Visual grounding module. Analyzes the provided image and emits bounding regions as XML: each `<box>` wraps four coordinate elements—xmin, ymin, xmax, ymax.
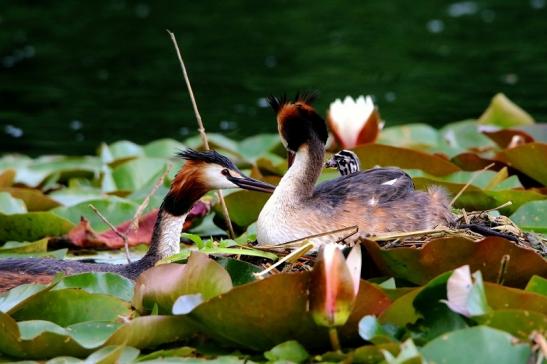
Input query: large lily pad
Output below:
<box><xmin>0</xmin><ymin>192</ymin><xmax>26</xmax><ymax>214</ymax></box>
<box><xmin>112</xmin><ymin>158</ymin><xmax>168</xmax><ymax>192</ymax></box>
<box><xmin>214</xmin><ymin>190</ymin><xmax>271</xmax><ymax>228</ymax></box>
<box><xmin>510</xmin><ymin>200</ymin><xmax>547</xmax><ymax>233</ymax></box>
<box><xmin>353</xmin><ymin>144</ymin><xmax>460</xmax><ymax>176</ymax></box>
<box><xmin>0</xmin><ymin>187</ymin><xmax>60</xmax><ymax>211</ymax></box>
<box><xmin>497</xmin><ymin>143</ymin><xmax>547</xmax><ymax>186</ymax></box>
<box><xmin>478</xmin><ymin>93</ymin><xmax>535</xmax><ymax>127</ymax></box>
<box><xmin>362</xmin><ymin>237</ymin><xmax>547</xmax><ymax>288</ymax></box>
<box><xmin>0</xmin><ymin>212</ymin><xmax>74</xmax><ymax>242</ymax></box>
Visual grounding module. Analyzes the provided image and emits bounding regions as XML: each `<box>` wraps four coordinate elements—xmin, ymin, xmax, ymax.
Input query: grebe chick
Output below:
<box><xmin>0</xmin><ymin>150</ymin><xmax>275</xmax><ymax>292</ymax></box>
<box><xmin>326</xmin><ymin>150</ymin><xmax>361</xmax><ymax>176</ymax></box>
<box><xmin>256</xmin><ymin>94</ymin><xmax>453</xmax><ymax>248</ymax></box>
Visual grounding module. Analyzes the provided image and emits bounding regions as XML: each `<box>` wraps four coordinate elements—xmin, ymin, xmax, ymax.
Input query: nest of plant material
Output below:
<box><xmin>369</xmin><ymin>210</ymin><xmax>547</xmax><ymax>257</ymax></box>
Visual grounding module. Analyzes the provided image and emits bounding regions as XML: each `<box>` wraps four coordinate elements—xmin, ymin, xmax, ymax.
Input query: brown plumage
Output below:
<box><xmin>256</xmin><ymin>95</ymin><xmax>454</xmax><ymax>248</ymax></box>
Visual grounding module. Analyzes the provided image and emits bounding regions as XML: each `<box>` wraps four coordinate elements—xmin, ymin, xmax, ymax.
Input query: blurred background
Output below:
<box><xmin>1</xmin><ymin>0</ymin><xmax>546</xmax><ymax>155</ymax></box>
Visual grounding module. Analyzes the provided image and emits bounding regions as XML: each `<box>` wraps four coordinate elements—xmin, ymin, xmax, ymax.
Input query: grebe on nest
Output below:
<box><xmin>256</xmin><ymin>94</ymin><xmax>454</xmax><ymax>248</ymax></box>
<box><xmin>0</xmin><ymin>150</ymin><xmax>275</xmax><ymax>291</ymax></box>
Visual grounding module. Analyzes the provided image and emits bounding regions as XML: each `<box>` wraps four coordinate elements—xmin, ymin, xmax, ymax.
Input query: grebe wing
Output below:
<box><xmin>314</xmin><ymin>168</ymin><xmax>414</xmax><ymax>204</ymax></box>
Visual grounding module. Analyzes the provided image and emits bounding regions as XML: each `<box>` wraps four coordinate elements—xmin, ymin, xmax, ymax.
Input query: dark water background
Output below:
<box><xmin>1</xmin><ymin>0</ymin><xmax>546</xmax><ymax>155</ymax></box>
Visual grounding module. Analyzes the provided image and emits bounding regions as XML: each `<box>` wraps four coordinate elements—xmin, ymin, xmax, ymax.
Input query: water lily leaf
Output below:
<box><xmin>497</xmin><ymin>143</ymin><xmax>547</xmax><ymax>186</ymax></box>
<box><xmin>0</xmin><ymin>238</ymin><xmax>48</xmax><ymax>254</ymax></box>
<box><xmin>358</xmin><ymin>315</ymin><xmax>398</xmax><ymax>344</ymax></box>
<box><xmin>106</xmin><ymin>140</ymin><xmax>143</xmax><ymax>164</ymax></box>
<box><xmin>53</xmin><ymin>273</ymin><xmax>134</xmax><ymax>302</ymax></box>
<box><xmin>421</xmin><ymin>326</ymin><xmax>531</xmax><ymax>364</ymax></box>
<box><xmin>0</xmin><ymin>187</ymin><xmax>60</xmax><ymax>211</ymax></box>
<box><xmin>83</xmin><ymin>345</ymin><xmax>139</xmax><ymax>364</ymax></box>
<box><xmin>484</xmin><ymin>282</ymin><xmax>547</xmax><ymax>314</ymax></box>
<box><xmin>0</xmin><ymin>192</ymin><xmax>27</xmax><ymax>214</ymax></box>
<box><xmin>52</xmin><ymin>197</ymin><xmax>138</xmax><ymax>232</ymax></box>
<box><xmin>481</xmin><ymin>127</ymin><xmax>535</xmax><ymax>148</ymax></box>
<box><xmin>440</xmin><ymin>120</ymin><xmax>496</xmax><ymax>153</ymax></box>
<box><xmin>133</xmin><ymin>253</ymin><xmax>232</xmax><ymax>314</ymax></box>
<box><xmin>20</xmin><ymin>156</ymin><xmax>102</xmax><ymax>187</ymax></box>
<box><xmin>214</xmin><ymin>190</ymin><xmax>270</xmax><ymax>228</ymax></box>
<box><xmin>0</xmin><ymin>212</ymin><xmax>74</xmax><ymax>242</ymax></box>
<box><xmin>49</xmin><ymin>186</ymin><xmax>106</xmax><ymax>207</ymax></box>
<box><xmin>0</xmin><ymin>169</ymin><xmax>15</xmax><ymax>187</ymax></box>
<box><xmin>216</xmin><ymin>258</ymin><xmax>261</xmax><ymax>286</ymax></box>
<box><xmin>0</xmin><ymin>283</ymin><xmax>54</xmax><ymax>314</ymax></box>
<box><xmin>0</xmin><ymin>314</ymin><xmax>121</xmax><ymax>359</ymax></box>
<box><xmin>478</xmin><ymin>93</ymin><xmax>534</xmax><ymax>127</ymax></box>
<box><xmin>351</xmin><ymin>343</ymin><xmax>400</xmax><ymax>364</ymax></box>
<box><xmin>143</xmin><ymin>138</ymin><xmax>185</xmax><ymax>158</ymax></box>
<box><xmin>172</xmin><ymin>293</ymin><xmax>204</xmax><ymax>315</ymax></box>
<box><xmin>136</xmin><ymin>346</ymin><xmax>195</xmax><ymax>362</ymax></box>
<box><xmin>0</xmin><ymin>248</ymin><xmax>67</xmax><ymax>260</ymax></box>
<box><xmin>264</xmin><ymin>340</ymin><xmax>309</xmax><ymax>363</ymax></box>
<box><xmin>353</xmin><ymin>144</ymin><xmax>460</xmax><ymax>176</ymax></box>
<box><xmin>184</xmin><ymin>134</ymin><xmax>240</xmax><ymax>155</ymax></box>
<box><xmin>525</xmin><ymin>275</ymin><xmax>547</xmax><ymax>296</ymax></box>
<box><xmin>362</xmin><ymin>237</ymin><xmax>547</xmax><ymax>288</ymax></box>
<box><xmin>377</xmin><ymin>124</ymin><xmax>440</xmax><ymax>152</ymax></box>
<box><xmin>11</xmin><ymin>289</ymin><xmax>131</xmax><ymax>326</ymax></box>
<box><xmin>200</xmin><ymin>246</ymin><xmax>278</xmax><ymax>261</ymax></box>
<box><xmin>379</xmin><ymin>289</ymin><xmax>421</xmax><ymax>327</ymax></box>
<box><xmin>187</xmin><ymin>273</ymin><xmax>390</xmax><ymax>351</ymax></box>
<box><xmin>510</xmin><ymin>200</ymin><xmax>547</xmax><ymax>233</ymax></box>
<box><xmin>112</xmin><ymin>158</ymin><xmax>167</xmax><ymax>192</ymax></box>
<box><xmin>237</xmin><ymin>134</ymin><xmax>282</xmax><ymax>163</ymax></box>
<box><xmin>479</xmin><ymin>309</ymin><xmax>547</xmax><ymax>339</ymax></box>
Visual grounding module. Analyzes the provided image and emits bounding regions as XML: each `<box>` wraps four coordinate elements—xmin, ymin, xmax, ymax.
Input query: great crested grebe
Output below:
<box><xmin>0</xmin><ymin>150</ymin><xmax>275</xmax><ymax>291</ymax></box>
<box><xmin>256</xmin><ymin>94</ymin><xmax>454</xmax><ymax>247</ymax></box>
<box><xmin>326</xmin><ymin>150</ymin><xmax>361</xmax><ymax>176</ymax></box>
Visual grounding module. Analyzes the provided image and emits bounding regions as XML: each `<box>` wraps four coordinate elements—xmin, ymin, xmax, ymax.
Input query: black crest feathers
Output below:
<box><xmin>177</xmin><ymin>149</ymin><xmax>239</xmax><ymax>171</ymax></box>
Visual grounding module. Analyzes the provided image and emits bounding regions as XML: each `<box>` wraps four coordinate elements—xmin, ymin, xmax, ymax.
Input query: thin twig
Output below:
<box><xmin>255</xmin><ymin>242</ymin><xmax>314</xmax><ymax>278</ymax></box>
<box><xmin>496</xmin><ymin>254</ymin><xmax>510</xmax><ymax>285</ymax></box>
<box><xmin>450</xmin><ymin>162</ymin><xmax>495</xmax><ymax>206</ymax></box>
<box><xmin>167</xmin><ymin>30</ymin><xmax>236</xmax><ymax>239</ymax></box>
<box><xmin>89</xmin><ymin>204</ymin><xmax>131</xmax><ymax>263</ymax></box>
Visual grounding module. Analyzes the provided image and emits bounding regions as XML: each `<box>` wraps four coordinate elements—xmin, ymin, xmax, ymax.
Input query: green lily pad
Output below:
<box><xmin>52</xmin><ymin>197</ymin><xmax>137</xmax><ymax>232</ymax></box>
<box><xmin>484</xmin><ymin>282</ymin><xmax>547</xmax><ymax>314</ymax></box>
<box><xmin>53</xmin><ymin>273</ymin><xmax>135</xmax><ymax>302</ymax></box>
<box><xmin>83</xmin><ymin>345</ymin><xmax>139</xmax><ymax>364</ymax></box>
<box><xmin>105</xmin><ymin>140</ymin><xmax>143</xmax><ymax>164</ymax></box>
<box><xmin>478</xmin><ymin>93</ymin><xmax>535</xmax><ymax>128</ymax></box>
<box><xmin>0</xmin><ymin>238</ymin><xmax>48</xmax><ymax>254</ymax></box>
<box><xmin>440</xmin><ymin>120</ymin><xmax>496</xmax><ymax>153</ymax></box>
<box><xmin>112</xmin><ymin>158</ymin><xmax>168</xmax><ymax>192</ymax></box>
<box><xmin>377</xmin><ymin>124</ymin><xmax>441</xmax><ymax>152</ymax></box>
<box><xmin>479</xmin><ymin>309</ymin><xmax>547</xmax><ymax>339</ymax></box>
<box><xmin>11</xmin><ymin>288</ymin><xmax>131</xmax><ymax>327</ymax></box>
<box><xmin>0</xmin><ymin>212</ymin><xmax>74</xmax><ymax>242</ymax></box>
<box><xmin>0</xmin><ymin>187</ymin><xmax>60</xmax><ymax>211</ymax></box>
<box><xmin>133</xmin><ymin>253</ymin><xmax>232</xmax><ymax>314</ymax></box>
<box><xmin>237</xmin><ymin>134</ymin><xmax>281</xmax><ymax>163</ymax></box>
<box><xmin>0</xmin><ymin>283</ymin><xmax>54</xmax><ymax>314</ymax></box>
<box><xmin>525</xmin><ymin>275</ymin><xmax>547</xmax><ymax>296</ymax></box>
<box><xmin>214</xmin><ymin>190</ymin><xmax>271</xmax><ymax>228</ymax></box>
<box><xmin>497</xmin><ymin>143</ymin><xmax>547</xmax><ymax>186</ymax></box>
<box><xmin>0</xmin><ymin>192</ymin><xmax>27</xmax><ymax>214</ymax></box>
<box><xmin>510</xmin><ymin>200</ymin><xmax>547</xmax><ymax>233</ymax></box>
<box><xmin>353</xmin><ymin>144</ymin><xmax>460</xmax><ymax>176</ymax></box>
<box><xmin>421</xmin><ymin>326</ymin><xmax>531</xmax><ymax>364</ymax></box>
<box><xmin>264</xmin><ymin>340</ymin><xmax>309</xmax><ymax>363</ymax></box>
<box><xmin>362</xmin><ymin>237</ymin><xmax>547</xmax><ymax>288</ymax></box>
<box><xmin>48</xmin><ymin>186</ymin><xmax>106</xmax><ymax>207</ymax></box>
<box><xmin>143</xmin><ymin>139</ymin><xmax>185</xmax><ymax>158</ymax></box>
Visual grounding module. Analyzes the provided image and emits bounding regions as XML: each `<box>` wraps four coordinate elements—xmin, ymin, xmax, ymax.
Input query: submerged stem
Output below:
<box><xmin>328</xmin><ymin>327</ymin><xmax>341</xmax><ymax>353</ymax></box>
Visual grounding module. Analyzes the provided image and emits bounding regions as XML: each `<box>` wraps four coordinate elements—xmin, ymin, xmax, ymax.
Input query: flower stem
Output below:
<box><xmin>329</xmin><ymin>327</ymin><xmax>341</xmax><ymax>352</ymax></box>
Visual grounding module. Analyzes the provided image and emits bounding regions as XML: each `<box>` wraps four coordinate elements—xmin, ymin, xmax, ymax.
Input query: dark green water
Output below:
<box><xmin>1</xmin><ymin>0</ymin><xmax>546</xmax><ymax>155</ymax></box>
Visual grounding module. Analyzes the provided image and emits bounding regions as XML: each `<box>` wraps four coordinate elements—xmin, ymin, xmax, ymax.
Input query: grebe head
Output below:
<box><xmin>267</xmin><ymin>92</ymin><xmax>328</xmax><ymax>166</ymax></box>
<box><xmin>325</xmin><ymin>150</ymin><xmax>361</xmax><ymax>176</ymax></box>
<box><xmin>176</xmin><ymin>149</ymin><xmax>276</xmax><ymax>192</ymax></box>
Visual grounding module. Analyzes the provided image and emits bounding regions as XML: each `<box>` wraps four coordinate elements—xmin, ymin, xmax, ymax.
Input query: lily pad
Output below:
<box><xmin>0</xmin><ymin>192</ymin><xmax>27</xmax><ymax>214</ymax></box>
<box><xmin>0</xmin><ymin>187</ymin><xmax>60</xmax><ymax>211</ymax></box>
<box><xmin>479</xmin><ymin>309</ymin><xmax>547</xmax><ymax>339</ymax></box>
<box><xmin>421</xmin><ymin>326</ymin><xmax>531</xmax><ymax>364</ymax></box>
<box><xmin>478</xmin><ymin>93</ymin><xmax>534</xmax><ymax>127</ymax></box>
<box><xmin>525</xmin><ymin>275</ymin><xmax>547</xmax><ymax>296</ymax></box>
<box><xmin>362</xmin><ymin>237</ymin><xmax>547</xmax><ymax>288</ymax></box>
<box><xmin>509</xmin><ymin>200</ymin><xmax>547</xmax><ymax>233</ymax></box>
<box><xmin>0</xmin><ymin>212</ymin><xmax>74</xmax><ymax>242</ymax></box>
<box><xmin>497</xmin><ymin>143</ymin><xmax>547</xmax><ymax>186</ymax></box>
<box><xmin>53</xmin><ymin>273</ymin><xmax>135</xmax><ymax>302</ymax></box>
<box><xmin>112</xmin><ymin>158</ymin><xmax>168</xmax><ymax>192</ymax></box>
<box><xmin>143</xmin><ymin>139</ymin><xmax>185</xmax><ymax>158</ymax></box>
<box><xmin>214</xmin><ymin>190</ymin><xmax>271</xmax><ymax>228</ymax></box>
<box><xmin>353</xmin><ymin>144</ymin><xmax>460</xmax><ymax>176</ymax></box>
<box><xmin>0</xmin><ymin>238</ymin><xmax>48</xmax><ymax>254</ymax></box>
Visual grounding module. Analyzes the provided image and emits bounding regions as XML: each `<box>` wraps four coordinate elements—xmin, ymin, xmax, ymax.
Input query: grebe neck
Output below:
<box><xmin>275</xmin><ymin>136</ymin><xmax>325</xmax><ymax>201</ymax></box>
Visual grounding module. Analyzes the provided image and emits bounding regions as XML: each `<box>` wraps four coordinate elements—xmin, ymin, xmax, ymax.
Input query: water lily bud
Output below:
<box><xmin>327</xmin><ymin>95</ymin><xmax>382</xmax><ymax>149</ymax></box>
<box><xmin>309</xmin><ymin>243</ymin><xmax>362</xmax><ymax>327</ymax></box>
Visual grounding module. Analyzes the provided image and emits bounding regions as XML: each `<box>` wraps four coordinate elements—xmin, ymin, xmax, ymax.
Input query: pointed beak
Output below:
<box><xmin>325</xmin><ymin>158</ymin><xmax>338</xmax><ymax>169</ymax></box>
<box><xmin>227</xmin><ymin>175</ymin><xmax>276</xmax><ymax>193</ymax></box>
<box><xmin>287</xmin><ymin>150</ymin><xmax>296</xmax><ymax>168</ymax></box>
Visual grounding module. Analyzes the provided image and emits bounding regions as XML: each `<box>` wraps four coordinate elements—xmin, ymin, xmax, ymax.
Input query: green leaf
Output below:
<box><xmin>421</xmin><ymin>326</ymin><xmax>531</xmax><ymax>364</ymax></box>
<box><xmin>498</xmin><ymin>143</ymin><xmax>547</xmax><ymax>186</ymax></box>
<box><xmin>143</xmin><ymin>138</ymin><xmax>185</xmax><ymax>158</ymax></box>
<box><xmin>237</xmin><ymin>134</ymin><xmax>281</xmax><ymax>163</ymax></box>
<box><xmin>358</xmin><ymin>315</ymin><xmax>398</xmax><ymax>344</ymax></box>
<box><xmin>0</xmin><ymin>187</ymin><xmax>60</xmax><ymax>211</ymax></box>
<box><xmin>353</xmin><ymin>144</ymin><xmax>460</xmax><ymax>176</ymax></box>
<box><xmin>525</xmin><ymin>275</ymin><xmax>547</xmax><ymax>296</ymax></box>
<box><xmin>83</xmin><ymin>345</ymin><xmax>139</xmax><ymax>364</ymax></box>
<box><xmin>112</xmin><ymin>158</ymin><xmax>167</xmax><ymax>192</ymax></box>
<box><xmin>199</xmin><ymin>246</ymin><xmax>278</xmax><ymax>261</ymax></box>
<box><xmin>105</xmin><ymin>140</ymin><xmax>143</xmax><ymax>163</ymax></box>
<box><xmin>0</xmin><ymin>192</ymin><xmax>27</xmax><ymax>214</ymax></box>
<box><xmin>510</xmin><ymin>200</ymin><xmax>547</xmax><ymax>233</ymax></box>
<box><xmin>0</xmin><ymin>238</ymin><xmax>48</xmax><ymax>254</ymax></box>
<box><xmin>479</xmin><ymin>309</ymin><xmax>547</xmax><ymax>339</ymax></box>
<box><xmin>49</xmin><ymin>186</ymin><xmax>105</xmax><ymax>207</ymax></box>
<box><xmin>0</xmin><ymin>283</ymin><xmax>54</xmax><ymax>314</ymax></box>
<box><xmin>383</xmin><ymin>339</ymin><xmax>424</xmax><ymax>364</ymax></box>
<box><xmin>264</xmin><ymin>340</ymin><xmax>309</xmax><ymax>363</ymax></box>
<box><xmin>0</xmin><ymin>169</ymin><xmax>15</xmax><ymax>187</ymax></box>
<box><xmin>0</xmin><ymin>212</ymin><xmax>74</xmax><ymax>242</ymax></box>
<box><xmin>440</xmin><ymin>119</ymin><xmax>496</xmax><ymax>152</ymax></box>
<box><xmin>214</xmin><ymin>190</ymin><xmax>270</xmax><ymax>228</ymax></box>
<box><xmin>54</xmin><ymin>273</ymin><xmax>135</xmax><ymax>302</ymax></box>
<box><xmin>478</xmin><ymin>93</ymin><xmax>534</xmax><ymax>127</ymax></box>
<box><xmin>0</xmin><ymin>248</ymin><xmax>67</xmax><ymax>260</ymax></box>
<box><xmin>216</xmin><ymin>257</ymin><xmax>261</xmax><ymax>286</ymax></box>
<box><xmin>11</xmin><ymin>289</ymin><xmax>131</xmax><ymax>326</ymax></box>
<box><xmin>133</xmin><ymin>253</ymin><xmax>232</xmax><ymax>314</ymax></box>
<box><xmin>377</xmin><ymin>124</ymin><xmax>441</xmax><ymax>152</ymax></box>
<box><xmin>52</xmin><ymin>197</ymin><xmax>137</xmax><ymax>232</ymax></box>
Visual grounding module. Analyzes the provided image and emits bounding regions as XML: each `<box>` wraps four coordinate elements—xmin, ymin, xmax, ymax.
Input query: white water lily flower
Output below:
<box><xmin>327</xmin><ymin>95</ymin><xmax>382</xmax><ymax>148</ymax></box>
<box><xmin>441</xmin><ymin>265</ymin><xmax>490</xmax><ymax>318</ymax></box>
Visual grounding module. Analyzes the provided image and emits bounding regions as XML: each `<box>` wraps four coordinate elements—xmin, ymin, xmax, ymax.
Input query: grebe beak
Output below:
<box><xmin>287</xmin><ymin>150</ymin><xmax>296</xmax><ymax>168</ymax></box>
<box><xmin>325</xmin><ymin>158</ymin><xmax>338</xmax><ymax>168</ymax></box>
<box><xmin>227</xmin><ymin>175</ymin><xmax>276</xmax><ymax>193</ymax></box>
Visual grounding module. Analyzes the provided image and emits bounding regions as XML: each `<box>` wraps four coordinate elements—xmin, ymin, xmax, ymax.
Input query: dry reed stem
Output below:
<box><xmin>88</xmin><ymin>204</ymin><xmax>131</xmax><ymax>263</ymax></box>
<box><xmin>167</xmin><ymin>30</ymin><xmax>236</xmax><ymax>239</ymax></box>
<box><xmin>450</xmin><ymin>162</ymin><xmax>495</xmax><ymax>206</ymax></box>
